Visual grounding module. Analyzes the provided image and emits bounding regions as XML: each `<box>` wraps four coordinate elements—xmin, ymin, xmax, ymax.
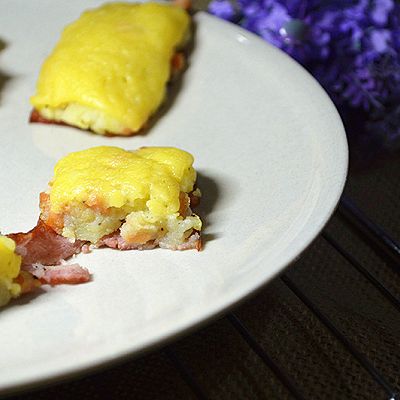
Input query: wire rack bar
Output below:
<box><xmin>227</xmin><ymin>312</ymin><xmax>306</xmax><ymax>400</ymax></box>
<box><xmin>340</xmin><ymin>196</ymin><xmax>400</xmax><ymax>262</ymax></box>
<box><xmin>281</xmin><ymin>274</ymin><xmax>398</xmax><ymax>400</ymax></box>
<box><xmin>322</xmin><ymin>232</ymin><xmax>400</xmax><ymax>312</ymax></box>
<box><xmin>165</xmin><ymin>346</ymin><xmax>208</xmax><ymax>400</ymax></box>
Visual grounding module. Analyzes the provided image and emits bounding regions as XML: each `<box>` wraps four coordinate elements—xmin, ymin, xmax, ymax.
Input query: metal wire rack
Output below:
<box><xmin>162</xmin><ymin>194</ymin><xmax>400</xmax><ymax>400</ymax></box>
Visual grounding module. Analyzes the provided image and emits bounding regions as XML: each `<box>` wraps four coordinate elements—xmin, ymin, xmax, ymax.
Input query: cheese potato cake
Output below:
<box><xmin>9</xmin><ymin>146</ymin><xmax>202</xmax><ymax>279</ymax></box>
<box><xmin>39</xmin><ymin>146</ymin><xmax>202</xmax><ymax>250</ymax></box>
<box><xmin>30</xmin><ymin>2</ymin><xmax>191</xmax><ymax>135</ymax></box>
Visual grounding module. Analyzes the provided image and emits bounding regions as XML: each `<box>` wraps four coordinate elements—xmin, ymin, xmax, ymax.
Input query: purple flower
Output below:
<box><xmin>370</xmin><ymin>30</ymin><xmax>391</xmax><ymax>53</ymax></box>
<box><xmin>208</xmin><ymin>0</ymin><xmax>400</xmax><ymax>150</ymax></box>
<box><xmin>370</xmin><ymin>0</ymin><xmax>394</xmax><ymax>26</ymax></box>
<box><xmin>208</xmin><ymin>0</ymin><xmax>236</xmax><ymax>21</ymax></box>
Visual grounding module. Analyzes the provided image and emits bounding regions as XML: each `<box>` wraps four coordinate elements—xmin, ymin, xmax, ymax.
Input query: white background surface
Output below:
<box><xmin>0</xmin><ymin>1</ymin><xmax>347</xmax><ymax>394</ymax></box>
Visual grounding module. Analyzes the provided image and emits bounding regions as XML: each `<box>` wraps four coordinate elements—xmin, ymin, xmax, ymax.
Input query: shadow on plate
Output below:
<box><xmin>139</xmin><ymin>18</ymin><xmax>198</xmax><ymax>137</ymax></box>
<box><xmin>0</xmin><ymin>287</ymin><xmax>46</xmax><ymax>314</ymax></box>
<box><xmin>196</xmin><ymin>171</ymin><xmax>222</xmax><ymax>248</ymax></box>
<box><xmin>0</xmin><ymin>39</ymin><xmax>12</xmax><ymax>105</ymax></box>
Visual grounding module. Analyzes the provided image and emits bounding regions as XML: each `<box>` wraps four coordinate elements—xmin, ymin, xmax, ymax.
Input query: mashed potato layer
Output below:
<box><xmin>41</xmin><ymin>146</ymin><xmax>202</xmax><ymax>246</ymax></box>
<box><xmin>0</xmin><ymin>235</ymin><xmax>21</xmax><ymax>307</ymax></box>
<box><xmin>30</xmin><ymin>2</ymin><xmax>190</xmax><ymax>135</ymax></box>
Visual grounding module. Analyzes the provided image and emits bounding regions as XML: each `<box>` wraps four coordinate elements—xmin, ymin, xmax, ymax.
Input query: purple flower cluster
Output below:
<box><xmin>208</xmin><ymin>0</ymin><xmax>400</xmax><ymax>151</ymax></box>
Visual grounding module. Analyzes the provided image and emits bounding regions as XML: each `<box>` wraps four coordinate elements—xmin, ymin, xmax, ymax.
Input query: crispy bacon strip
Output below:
<box><xmin>98</xmin><ymin>230</ymin><xmax>201</xmax><ymax>251</ymax></box>
<box><xmin>98</xmin><ymin>232</ymin><xmax>158</xmax><ymax>251</ymax></box>
<box><xmin>25</xmin><ymin>264</ymin><xmax>90</xmax><ymax>286</ymax></box>
<box><xmin>173</xmin><ymin>0</ymin><xmax>192</xmax><ymax>11</ymax></box>
<box><xmin>189</xmin><ymin>191</ymin><xmax>200</xmax><ymax>208</ymax></box>
<box><xmin>29</xmin><ymin>109</ymin><xmax>67</xmax><ymax>126</ymax></box>
<box><xmin>8</xmin><ymin>221</ymin><xmax>90</xmax><ymax>286</ymax></box>
<box><xmin>29</xmin><ymin>109</ymin><xmax>134</xmax><ymax>136</ymax></box>
<box><xmin>8</xmin><ymin>219</ymin><xmax>84</xmax><ymax>266</ymax></box>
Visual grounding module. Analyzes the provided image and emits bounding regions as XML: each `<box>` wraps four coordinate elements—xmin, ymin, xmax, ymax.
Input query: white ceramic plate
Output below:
<box><xmin>0</xmin><ymin>1</ymin><xmax>348</xmax><ymax>395</ymax></box>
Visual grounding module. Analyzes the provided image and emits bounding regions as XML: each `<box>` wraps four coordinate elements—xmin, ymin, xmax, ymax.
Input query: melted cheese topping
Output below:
<box><xmin>46</xmin><ymin>146</ymin><xmax>201</xmax><ymax>244</ymax></box>
<box><xmin>0</xmin><ymin>236</ymin><xmax>21</xmax><ymax>307</ymax></box>
<box><xmin>50</xmin><ymin>146</ymin><xmax>196</xmax><ymax>215</ymax></box>
<box><xmin>30</xmin><ymin>2</ymin><xmax>190</xmax><ymax>135</ymax></box>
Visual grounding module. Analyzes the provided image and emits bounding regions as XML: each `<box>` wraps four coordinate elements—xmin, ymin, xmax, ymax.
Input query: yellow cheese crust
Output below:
<box><xmin>42</xmin><ymin>146</ymin><xmax>202</xmax><ymax>245</ymax></box>
<box><xmin>49</xmin><ymin>146</ymin><xmax>196</xmax><ymax>214</ymax></box>
<box><xmin>30</xmin><ymin>2</ymin><xmax>190</xmax><ymax>135</ymax></box>
<box><xmin>0</xmin><ymin>236</ymin><xmax>21</xmax><ymax>307</ymax></box>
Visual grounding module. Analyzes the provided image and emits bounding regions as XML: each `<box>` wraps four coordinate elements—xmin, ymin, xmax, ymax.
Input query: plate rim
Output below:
<box><xmin>0</xmin><ymin>9</ymin><xmax>348</xmax><ymax>395</ymax></box>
